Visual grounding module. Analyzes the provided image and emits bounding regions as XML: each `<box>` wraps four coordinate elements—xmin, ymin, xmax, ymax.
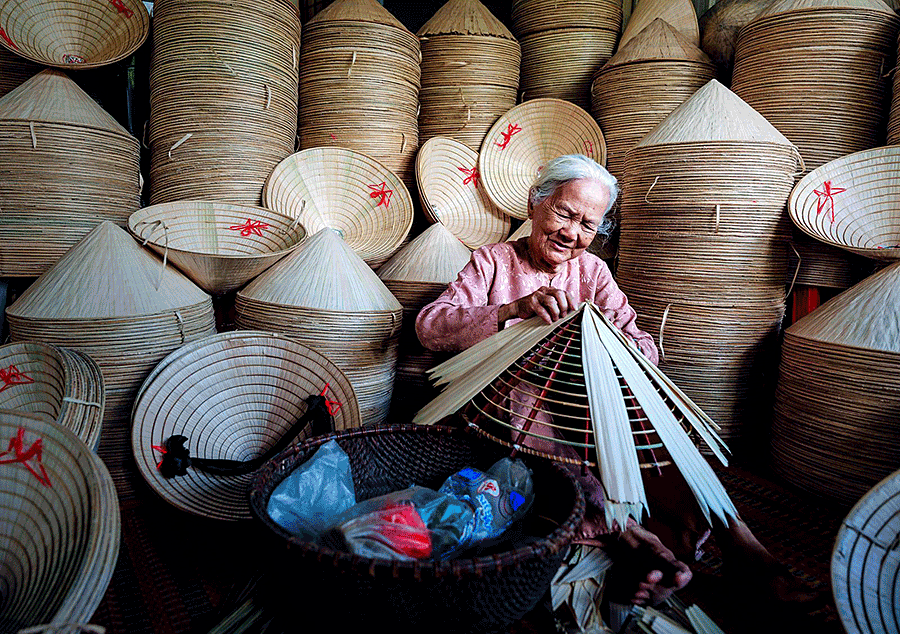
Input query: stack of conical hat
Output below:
<box><xmin>511</xmin><ymin>0</ymin><xmax>622</xmax><ymax>109</ymax></box>
<box><xmin>0</xmin><ymin>69</ymin><xmax>141</xmax><ymax>277</ymax></box>
<box><xmin>731</xmin><ymin>0</ymin><xmax>900</xmax><ymax>288</ymax></box>
<box><xmin>620</xmin><ymin>0</ymin><xmax>700</xmax><ymax>50</ymax></box>
<box><xmin>299</xmin><ymin>0</ymin><xmax>420</xmax><ymax>188</ymax></box>
<box><xmin>148</xmin><ymin>0</ymin><xmax>300</xmax><ymax>206</ymax></box>
<box><xmin>235</xmin><ymin>228</ymin><xmax>403</xmax><ymax>426</ymax></box>
<box><xmin>5</xmin><ymin>221</ymin><xmax>216</xmax><ymax>498</ymax></box>
<box><xmin>0</xmin><ymin>45</ymin><xmax>41</xmax><ymax>97</ymax></box>
<box><xmin>417</xmin><ymin>0</ymin><xmax>520</xmax><ymax>151</ymax></box>
<box><xmin>591</xmin><ymin>18</ymin><xmax>715</xmax><ymax>182</ymax></box>
<box><xmin>772</xmin><ymin>261</ymin><xmax>900</xmax><ymax>504</ymax></box>
<box><xmin>697</xmin><ymin>0</ymin><xmax>774</xmax><ymax>83</ymax></box>
<box><xmin>0</xmin><ymin>0</ymin><xmax>148</xmax><ymax>68</ymax></box>
<box><xmin>615</xmin><ymin>79</ymin><xmax>801</xmax><ymax>446</ymax></box>
<box><xmin>890</xmin><ymin>29</ymin><xmax>900</xmax><ymax>144</ymax></box>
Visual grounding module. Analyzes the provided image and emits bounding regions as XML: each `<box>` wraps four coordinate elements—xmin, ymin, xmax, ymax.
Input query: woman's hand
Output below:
<box><xmin>498</xmin><ymin>286</ymin><xmax>577</xmax><ymax>325</ymax></box>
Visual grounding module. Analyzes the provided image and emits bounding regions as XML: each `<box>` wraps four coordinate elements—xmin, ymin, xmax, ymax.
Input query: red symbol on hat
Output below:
<box><xmin>0</xmin><ymin>427</ymin><xmax>51</xmax><ymax>487</ymax></box>
<box><xmin>814</xmin><ymin>181</ymin><xmax>845</xmax><ymax>223</ymax></box>
<box><xmin>458</xmin><ymin>166</ymin><xmax>480</xmax><ymax>188</ymax></box>
<box><xmin>151</xmin><ymin>443</ymin><xmax>167</xmax><ymax>470</ymax></box>
<box><xmin>583</xmin><ymin>140</ymin><xmax>594</xmax><ymax>155</ymax></box>
<box><xmin>495</xmin><ymin>123</ymin><xmax>521</xmax><ymax>150</ymax></box>
<box><xmin>0</xmin><ymin>27</ymin><xmax>17</xmax><ymax>50</ymax></box>
<box><xmin>229</xmin><ymin>219</ymin><xmax>269</xmax><ymax>237</ymax></box>
<box><xmin>0</xmin><ymin>365</ymin><xmax>34</xmax><ymax>393</ymax></box>
<box><xmin>330</xmin><ymin>133</ymin><xmax>338</xmax><ymax>141</ymax></box>
<box><xmin>368</xmin><ymin>182</ymin><xmax>393</xmax><ymax>208</ymax></box>
<box><xmin>320</xmin><ymin>383</ymin><xmax>342</xmax><ymax>417</ymax></box>
<box><xmin>109</xmin><ymin>0</ymin><xmax>134</xmax><ymax>18</ymax></box>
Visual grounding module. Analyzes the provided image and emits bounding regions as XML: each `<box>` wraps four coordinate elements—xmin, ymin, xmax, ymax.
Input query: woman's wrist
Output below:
<box><xmin>497</xmin><ymin>301</ymin><xmax>517</xmax><ymax>325</ymax></box>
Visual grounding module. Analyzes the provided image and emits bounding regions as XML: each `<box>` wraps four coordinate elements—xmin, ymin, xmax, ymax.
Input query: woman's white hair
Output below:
<box><xmin>528</xmin><ymin>154</ymin><xmax>619</xmax><ymax>239</ymax></box>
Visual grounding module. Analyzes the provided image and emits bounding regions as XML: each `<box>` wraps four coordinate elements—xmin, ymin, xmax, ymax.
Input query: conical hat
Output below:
<box><xmin>6</xmin><ymin>221</ymin><xmax>210</xmax><ymax>320</ymax></box>
<box><xmin>604</xmin><ymin>18</ymin><xmax>712</xmax><ymax>68</ymax></box>
<box><xmin>239</xmin><ymin>228</ymin><xmax>402</xmax><ymax>312</ymax></box>
<box><xmin>0</xmin><ymin>69</ymin><xmax>131</xmax><ymax>137</ymax></box>
<box><xmin>307</xmin><ymin>0</ymin><xmax>410</xmax><ymax>31</ymax></box>
<box><xmin>786</xmin><ymin>261</ymin><xmax>900</xmax><ymax>354</ymax></box>
<box><xmin>377</xmin><ymin>223</ymin><xmax>471</xmax><ymax>284</ymax></box>
<box><xmin>620</xmin><ymin>0</ymin><xmax>700</xmax><ymax>50</ymax></box>
<box><xmin>417</xmin><ymin>0</ymin><xmax>516</xmax><ymax>39</ymax></box>
<box><xmin>758</xmin><ymin>0</ymin><xmax>895</xmax><ymax>17</ymax></box>
<box><xmin>634</xmin><ymin>78</ymin><xmax>794</xmax><ymax>148</ymax></box>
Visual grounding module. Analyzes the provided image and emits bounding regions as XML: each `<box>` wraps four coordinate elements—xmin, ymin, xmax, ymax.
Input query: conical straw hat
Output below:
<box><xmin>605</xmin><ymin>18</ymin><xmax>712</xmax><ymax>68</ymax></box>
<box><xmin>758</xmin><ymin>0</ymin><xmax>895</xmax><ymax>17</ymax></box>
<box><xmin>634</xmin><ymin>78</ymin><xmax>796</xmax><ymax>149</ymax></box>
<box><xmin>377</xmin><ymin>223</ymin><xmax>471</xmax><ymax>284</ymax></box>
<box><xmin>263</xmin><ymin>147</ymin><xmax>413</xmax><ymax>266</ymax></box>
<box><xmin>307</xmin><ymin>0</ymin><xmax>410</xmax><ymax>31</ymax></box>
<box><xmin>620</xmin><ymin>0</ymin><xmax>700</xmax><ymax>50</ymax></box>
<box><xmin>697</xmin><ymin>0</ymin><xmax>773</xmax><ymax>77</ymax></box>
<box><xmin>786</xmin><ymin>261</ymin><xmax>900</xmax><ymax>354</ymax></box>
<box><xmin>239</xmin><ymin>228</ymin><xmax>402</xmax><ymax>312</ymax></box>
<box><xmin>788</xmin><ymin>146</ymin><xmax>900</xmax><ymax>262</ymax></box>
<box><xmin>478</xmin><ymin>98</ymin><xmax>607</xmax><ymax>219</ymax></box>
<box><xmin>0</xmin><ymin>0</ymin><xmax>149</xmax><ymax>69</ymax></box>
<box><xmin>0</xmin><ymin>44</ymin><xmax>40</xmax><ymax>97</ymax></box>
<box><xmin>0</xmin><ymin>69</ymin><xmax>132</xmax><ymax>138</ymax></box>
<box><xmin>6</xmin><ymin>221</ymin><xmax>211</xmax><ymax>320</ymax></box>
<box><xmin>417</xmin><ymin>0</ymin><xmax>515</xmax><ymax>39</ymax></box>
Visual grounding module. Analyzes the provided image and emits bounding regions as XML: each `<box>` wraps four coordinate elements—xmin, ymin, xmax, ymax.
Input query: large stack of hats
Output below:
<box><xmin>619</xmin><ymin>0</ymin><xmax>700</xmax><ymax>50</ymax></box>
<box><xmin>0</xmin><ymin>45</ymin><xmax>40</xmax><ymax>97</ymax></box>
<box><xmin>697</xmin><ymin>0</ymin><xmax>773</xmax><ymax>84</ymax></box>
<box><xmin>417</xmin><ymin>0</ymin><xmax>520</xmax><ymax>151</ymax></box>
<box><xmin>510</xmin><ymin>0</ymin><xmax>622</xmax><ymax>109</ymax></box>
<box><xmin>235</xmin><ymin>228</ymin><xmax>403</xmax><ymax>426</ymax></box>
<box><xmin>148</xmin><ymin>0</ymin><xmax>300</xmax><ymax>206</ymax></box>
<box><xmin>0</xmin><ymin>70</ymin><xmax>141</xmax><ymax>277</ymax></box>
<box><xmin>5</xmin><ymin>222</ymin><xmax>216</xmax><ymax>498</ymax></box>
<box><xmin>299</xmin><ymin>0</ymin><xmax>420</xmax><ymax>187</ymax></box>
<box><xmin>772</xmin><ymin>261</ymin><xmax>900</xmax><ymax>505</ymax></box>
<box><xmin>731</xmin><ymin>0</ymin><xmax>900</xmax><ymax>289</ymax></box>
<box><xmin>590</xmin><ymin>18</ymin><xmax>715</xmax><ymax>182</ymax></box>
<box><xmin>615</xmin><ymin>79</ymin><xmax>801</xmax><ymax>446</ymax></box>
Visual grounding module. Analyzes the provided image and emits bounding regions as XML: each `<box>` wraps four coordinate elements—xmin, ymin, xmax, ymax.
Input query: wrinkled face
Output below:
<box><xmin>527</xmin><ymin>178</ymin><xmax>608</xmax><ymax>272</ymax></box>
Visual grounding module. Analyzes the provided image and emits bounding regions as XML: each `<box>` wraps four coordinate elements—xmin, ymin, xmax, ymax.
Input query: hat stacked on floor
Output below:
<box><xmin>235</xmin><ymin>228</ymin><xmax>403</xmax><ymax>426</ymax></box>
<box><xmin>772</xmin><ymin>261</ymin><xmax>900</xmax><ymax>504</ymax></box>
<box><xmin>5</xmin><ymin>221</ymin><xmax>216</xmax><ymax>498</ymax></box>
<box><xmin>148</xmin><ymin>0</ymin><xmax>300</xmax><ymax>206</ymax></box>
<box><xmin>591</xmin><ymin>18</ymin><xmax>715</xmax><ymax>182</ymax></box>
<box><xmin>0</xmin><ymin>69</ymin><xmax>141</xmax><ymax>277</ymax></box>
<box><xmin>417</xmin><ymin>0</ymin><xmax>520</xmax><ymax>151</ymax></box>
<box><xmin>299</xmin><ymin>0</ymin><xmax>420</xmax><ymax>187</ymax></box>
<box><xmin>731</xmin><ymin>0</ymin><xmax>900</xmax><ymax>289</ymax></box>
<box><xmin>0</xmin><ymin>45</ymin><xmax>41</xmax><ymax>97</ymax></box>
<box><xmin>511</xmin><ymin>0</ymin><xmax>622</xmax><ymax>109</ymax></box>
<box><xmin>697</xmin><ymin>0</ymin><xmax>773</xmax><ymax>84</ymax></box>
<box><xmin>615</xmin><ymin>79</ymin><xmax>801</xmax><ymax>447</ymax></box>
<box><xmin>377</xmin><ymin>223</ymin><xmax>471</xmax><ymax>417</ymax></box>
<box><xmin>0</xmin><ymin>342</ymin><xmax>105</xmax><ymax>451</ymax></box>
<box><xmin>619</xmin><ymin>0</ymin><xmax>700</xmax><ymax>49</ymax></box>
<box><xmin>0</xmin><ymin>0</ymin><xmax>149</xmax><ymax>68</ymax></box>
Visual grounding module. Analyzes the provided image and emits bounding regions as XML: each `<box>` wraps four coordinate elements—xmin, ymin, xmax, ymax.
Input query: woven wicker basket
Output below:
<box><xmin>249</xmin><ymin>423</ymin><xmax>584</xmax><ymax>633</ymax></box>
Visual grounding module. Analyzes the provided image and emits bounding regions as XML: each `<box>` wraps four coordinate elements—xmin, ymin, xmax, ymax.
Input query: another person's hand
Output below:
<box><xmin>498</xmin><ymin>286</ymin><xmax>577</xmax><ymax>325</ymax></box>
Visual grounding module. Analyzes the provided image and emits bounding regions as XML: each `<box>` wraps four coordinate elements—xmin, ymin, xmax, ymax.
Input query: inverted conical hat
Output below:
<box><xmin>6</xmin><ymin>221</ymin><xmax>210</xmax><ymax>320</ymax></box>
<box><xmin>758</xmin><ymin>0</ymin><xmax>895</xmax><ymax>16</ymax></box>
<box><xmin>620</xmin><ymin>0</ymin><xmax>700</xmax><ymax>50</ymax></box>
<box><xmin>239</xmin><ymin>228</ymin><xmax>401</xmax><ymax>312</ymax></box>
<box><xmin>605</xmin><ymin>18</ymin><xmax>712</xmax><ymax>68</ymax></box>
<box><xmin>634</xmin><ymin>78</ymin><xmax>794</xmax><ymax>148</ymax></box>
<box><xmin>308</xmin><ymin>0</ymin><xmax>410</xmax><ymax>30</ymax></box>
<box><xmin>377</xmin><ymin>223</ymin><xmax>471</xmax><ymax>284</ymax></box>
<box><xmin>417</xmin><ymin>0</ymin><xmax>516</xmax><ymax>39</ymax></box>
<box><xmin>0</xmin><ymin>69</ymin><xmax>131</xmax><ymax>138</ymax></box>
<box><xmin>786</xmin><ymin>261</ymin><xmax>900</xmax><ymax>353</ymax></box>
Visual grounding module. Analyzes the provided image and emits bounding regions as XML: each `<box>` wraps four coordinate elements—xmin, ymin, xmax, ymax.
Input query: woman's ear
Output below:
<box><xmin>527</xmin><ymin>190</ymin><xmax>535</xmax><ymax>219</ymax></box>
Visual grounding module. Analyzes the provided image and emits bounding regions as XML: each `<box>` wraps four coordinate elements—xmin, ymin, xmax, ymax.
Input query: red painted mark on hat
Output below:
<box><xmin>0</xmin><ymin>365</ymin><xmax>34</xmax><ymax>393</ymax></box>
<box><xmin>152</xmin><ymin>444</ymin><xmax>167</xmax><ymax>470</ymax></box>
<box><xmin>495</xmin><ymin>123</ymin><xmax>521</xmax><ymax>150</ymax></box>
<box><xmin>583</xmin><ymin>140</ymin><xmax>594</xmax><ymax>155</ymax></box>
<box><xmin>814</xmin><ymin>181</ymin><xmax>845</xmax><ymax>223</ymax></box>
<box><xmin>330</xmin><ymin>133</ymin><xmax>338</xmax><ymax>141</ymax></box>
<box><xmin>319</xmin><ymin>383</ymin><xmax>342</xmax><ymax>417</ymax></box>
<box><xmin>109</xmin><ymin>0</ymin><xmax>134</xmax><ymax>18</ymax></box>
<box><xmin>0</xmin><ymin>27</ymin><xmax>17</xmax><ymax>50</ymax></box>
<box><xmin>0</xmin><ymin>428</ymin><xmax>51</xmax><ymax>487</ymax></box>
<box><xmin>229</xmin><ymin>219</ymin><xmax>269</xmax><ymax>237</ymax></box>
<box><xmin>368</xmin><ymin>182</ymin><xmax>393</xmax><ymax>208</ymax></box>
<box><xmin>458</xmin><ymin>166</ymin><xmax>480</xmax><ymax>188</ymax></box>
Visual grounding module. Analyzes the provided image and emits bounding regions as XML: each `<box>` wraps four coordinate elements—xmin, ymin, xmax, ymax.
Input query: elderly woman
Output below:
<box><xmin>416</xmin><ymin>155</ymin><xmax>819</xmax><ymax>611</ymax></box>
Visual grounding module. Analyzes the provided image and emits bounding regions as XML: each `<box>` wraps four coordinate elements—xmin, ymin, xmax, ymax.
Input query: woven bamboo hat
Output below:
<box><xmin>788</xmin><ymin>146</ymin><xmax>900</xmax><ymax>262</ymax></box>
<box><xmin>416</xmin><ymin>136</ymin><xmax>510</xmax><ymax>248</ymax></box>
<box><xmin>0</xmin><ymin>43</ymin><xmax>40</xmax><ymax>97</ymax></box>
<box><xmin>478</xmin><ymin>99</ymin><xmax>607</xmax><ymax>219</ymax></box>
<box><xmin>0</xmin><ymin>342</ymin><xmax>104</xmax><ymax>451</ymax></box>
<box><xmin>263</xmin><ymin>147</ymin><xmax>413</xmax><ymax>267</ymax></box>
<box><xmin>131</xmin><ymin>331</ymin><xmax>360</xmax><ymax>520</ymax></box>
<box><xmin>832</xmin><ymin>467</ymin><xmax>900</xmax><ymax>634</ymax></box>
<box><xmin>697</xmin><ymin>0</ymin><xmax>773</xmax><ymax>81</ymax></box>
<box><xmin>890</xmin><ymin>29</ymin><xmax>900</xmax><ymax>145</ymax></box>
<box><xmin>0</xmin><ymin>0</ymin><xmax>149</xmax><ymax>68</ymax></box>
<box><xmin>128</xmin><ymin>201</ymin><xmax>308</xmax><ymax>295</ymax></box>
<box><xmin>418</xmin><ymin>0</ymin><xmax>514</xmax><ymax>39</ymax></box>
<box><xmin>511</xmin><ymin>0</ymin><xmax>622</xmax><ymax>36</ymax></box>
<box><xmin>619</xmin><ymin>0</ymin><xmax>700</xmax><ymax>50</ymax></box>
<box><xmin>0</xmin><ymin>408</ymin><xmax>119</xmax><ymax>631</ymax></box>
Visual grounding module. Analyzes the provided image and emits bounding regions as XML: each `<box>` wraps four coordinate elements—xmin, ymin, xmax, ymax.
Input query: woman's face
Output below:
<box><xmin>527</xmin><ymin>178</ymin><xmax>608</xmax><ymax>272</ymax></box>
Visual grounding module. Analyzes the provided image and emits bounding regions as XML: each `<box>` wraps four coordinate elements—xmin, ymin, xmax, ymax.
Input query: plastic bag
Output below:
<box><xmin>266</xmin><ymin>439</ymin><xmax>356</xmax><ymax>541</ymax></box>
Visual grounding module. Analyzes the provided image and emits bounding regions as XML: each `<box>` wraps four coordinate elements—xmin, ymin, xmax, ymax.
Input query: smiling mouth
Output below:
<box><xmin>548</xmin><ymin>238</ymin><xmax>573</xmax><ymax>251</ymax></box>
